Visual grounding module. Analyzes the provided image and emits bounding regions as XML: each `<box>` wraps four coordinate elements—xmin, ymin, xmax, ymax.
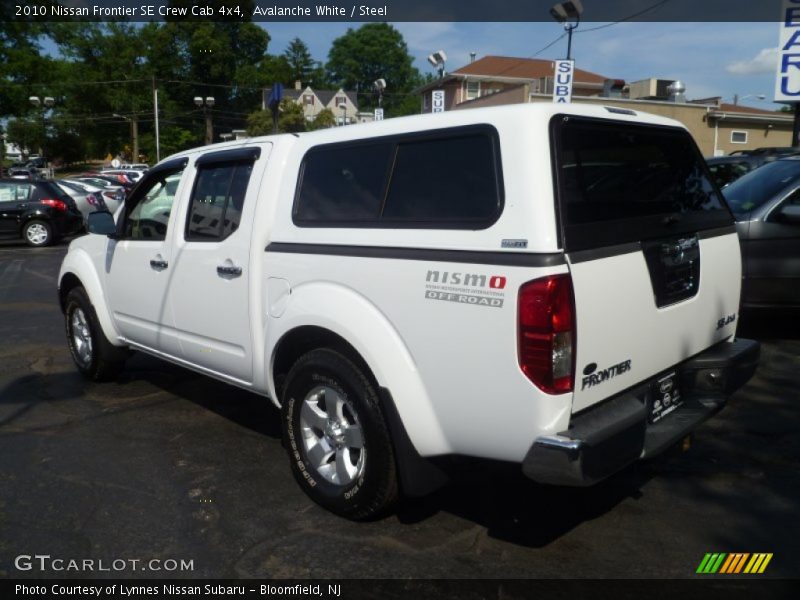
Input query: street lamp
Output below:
<box><xmin>550</xmin><ymin>0</ymin><xmax>583</xmax><ymax>60</ymax></box>
<box><xmin>373</xmin><ymin>78</ymin><xmax>386</xmax><ymax>107</ymax></box>
<box><xmin>427</xmin><ymin>50</ymin><xmax>447</xmax><ymax>79</ymax></box>
<box><xmin>29</xmin><ymin>95</ymin><xmax>54</xmax><ymax>169</ymax></box>
<box><xmin>113</xmin><ymin>113</ymin><xmax>139</xmax><ymax>163</ymax></box>
<box><xmin>733</xmin><ymin>93</ymin><xmax>766</xmax><ymax>105</ymax></box>
<box><xmin>194</xmin><ymin>96</ymin><xmax>215</xmax><ymax>144</ymax></box>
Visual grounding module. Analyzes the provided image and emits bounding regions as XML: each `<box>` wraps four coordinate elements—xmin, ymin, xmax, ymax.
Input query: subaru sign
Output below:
<box><xmin>553</xmin><ymin>60</ymin><xmax>574</xmax><ymax>104</ymax></box>
<box><xmin>432</xmin><ymin>90</ymin><xmax>445</xmax><ymax>113</ymax></box>
<box><xmin>776</xmin><ymin>0</ymin><xmax>800</xmax><ymax>102</ymax></box>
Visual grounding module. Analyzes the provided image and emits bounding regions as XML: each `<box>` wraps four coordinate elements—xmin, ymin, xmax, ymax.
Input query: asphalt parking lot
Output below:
<box><xmin>1</xmin><ymin>241</ymin><xmax>798</xmax><ymax>580</ymax></box>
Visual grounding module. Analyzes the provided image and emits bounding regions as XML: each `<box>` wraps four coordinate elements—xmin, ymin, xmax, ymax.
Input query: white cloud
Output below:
<box><xmin>726</xmin><ymin>48</ymin><xmax>779</xmax><ymax>75</ymax></box>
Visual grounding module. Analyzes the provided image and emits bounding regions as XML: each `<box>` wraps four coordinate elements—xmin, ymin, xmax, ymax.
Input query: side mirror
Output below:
<box><xmin>775</xmin><ymin>204</ymin><xmax>800</xmax><ymax>225</ymax></box>
<box><xmin>87</xmin><ymin>211</ymin><xmax>118</xmax><ymax>237</ymax></box>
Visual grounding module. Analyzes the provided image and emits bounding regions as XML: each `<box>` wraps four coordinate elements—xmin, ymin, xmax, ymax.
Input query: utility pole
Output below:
<box><xmin>153</xmin><ymin>76</ymin><xmax>160</xmax><ymax>162</ymax></box>
<box><xmin>194</xmin><ymin>96</ymin><xmax>215</xmax><ymax>144</ymax></box>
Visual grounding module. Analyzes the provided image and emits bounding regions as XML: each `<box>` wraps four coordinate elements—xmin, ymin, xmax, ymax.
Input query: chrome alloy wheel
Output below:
<box><xmin>25</xmin><ymin>222</ymin><xmax>49</xmax><ymax>245</ymax></box>
<box><xmin>70</xmin><ymin>307</ymin><xmax>93</xmax><ymax>367</ymax></box>
<box><xmin>299</xmin><ymin>385</ymin><xmax>365</xmax><ymax>486</ymax></box>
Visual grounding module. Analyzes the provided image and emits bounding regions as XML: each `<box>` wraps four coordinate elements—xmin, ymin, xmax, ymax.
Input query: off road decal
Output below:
<box><xmin>424</xmin><ymin>269</ymin><xmax>506</xmax><ymax>308</ymax></box>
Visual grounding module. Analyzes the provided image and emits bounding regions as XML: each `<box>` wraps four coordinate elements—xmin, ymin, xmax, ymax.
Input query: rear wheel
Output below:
<box><xmin>65</xmin><ymin>287</ymin><xmax>128</xmax><ymax>381</ymax></box>
<box><xmin>23</xmin><ymin>220</ymin><xmax>52</xmax><ymax>247</ymax></box>
<box><xmin>281</xmin><ymin>348</ymin><xmax>398</xmax><ymax>520</ymax></box>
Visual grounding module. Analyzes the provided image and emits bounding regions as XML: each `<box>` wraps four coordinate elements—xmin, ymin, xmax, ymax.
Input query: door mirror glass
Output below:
<box><xmin>87</xmin><ymin>210</ymin><xmax>117</xmax><ymax>236</ymax></box>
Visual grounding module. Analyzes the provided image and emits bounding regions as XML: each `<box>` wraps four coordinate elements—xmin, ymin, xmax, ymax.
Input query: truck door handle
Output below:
<box><xmin>149</xmin><ymin>258</ymin><xmax>168</xmax><ymax>270</ymax></box>
<box><xmin>217</xmin><ymin>264</ymin><xmax>242</xmax><ymax>277</ymax></box>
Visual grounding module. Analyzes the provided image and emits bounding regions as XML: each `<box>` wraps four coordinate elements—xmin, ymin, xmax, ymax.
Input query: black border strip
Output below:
<box><xmin>265</xmin><ymin>242</ymin><xmax>566</xmax><ymax>267</ymax></box>
<box><xmin>568</xmin><ymin>225</ymin><xmax>737</xmax><ymax>264</ymax></box>
<box><xmin>697</xmin><ymin>224</ymin><xmax>737</xmax><ymax>239</ymax></box>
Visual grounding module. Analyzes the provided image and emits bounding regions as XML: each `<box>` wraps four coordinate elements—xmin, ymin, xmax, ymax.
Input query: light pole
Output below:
<box><xmin>550</xmin><ymin>0</ymin><xmax>583</xmax><ymax>60</ymax></box>
<box><xmin>373</xmin><ymin>79</ymin><xmax>386</xmax><ymax>121</ymax></box>
<box><xmin>427</xmin><ymin>50</ymin><xmax>447</xmax><ymax>78</ymax></box>
<box><xmin>29</xmin><ymin>95</ymin><xmax>54</xmax><ymax>168</ymax></box>
<box><xmin>732</xmin><ymin>93</ymin><xmax>766</xmax><ymax>106</ymax></box>
<box><xmin>194</xmin><ymin>96</ymin><xmax>215</xmax><ymax>144</ymax></box>
<box><xmin>113</xmin><ymin>113</ymin><xmax>139</xmax><ymax>162</ymax></box>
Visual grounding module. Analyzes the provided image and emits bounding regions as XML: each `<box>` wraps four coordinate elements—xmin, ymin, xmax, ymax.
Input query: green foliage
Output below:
<box><xmin>0</xmin><ymin>15</ymin><xmax>425</xmax><ymax>162</ymax></box>
<box><xmin>326</xmin><ymin>23</ymin><xmax>422</xmax><ymax>116</ymax></box>
<box><xmin>308</xmin><ymin>108</ymin><xmax>336</xmax><ymax>131</ymax></box>
<box><xmin>246</xmin><ymin>98</ymin><xmax>308</xmax><ymax>136</ymax></box>
<box><xmin>278</xmin><ymin>98</ymin><xmax>307</xmax><ymax>133</ymax></box>
<box><xmin>246</xmin><ymin>110</ymin><xmax>275</xmax><ymax>137</ymax></box>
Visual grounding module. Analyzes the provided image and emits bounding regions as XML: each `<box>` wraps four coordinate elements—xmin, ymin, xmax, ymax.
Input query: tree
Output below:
<box><xmin>326</xmin><ymin>23</ymin><xmax>421</xmax><ymax>116</ymax></box>
<box><xmin>283</xmin><ymin>38</ymin><xmax>315</xmax><ymax>84</ymax></box>
<box><xmin>246</xmin><ymin>99</ymin><xmax>307</xmax><ymax>136</ymax></box>
<box><xmin>308</xmin><ymin>108</ymin><xmax>336</xmax><ymax>131</ymax></box>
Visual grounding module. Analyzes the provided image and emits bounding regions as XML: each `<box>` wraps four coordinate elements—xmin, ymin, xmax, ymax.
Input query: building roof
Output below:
<box><xmin>716</xmin><ymin>102</ymin><xmax>781</xmax><ymax>115</ymax></box>
<box><xmin>264</xmin><ymin>87</ymin><xmax>359</xmax><ymax>108</ymax></box>
<box><xmin>452</xmin><ymin>55</ymin><xmax>608</xmax><ymax>84</ymax></box>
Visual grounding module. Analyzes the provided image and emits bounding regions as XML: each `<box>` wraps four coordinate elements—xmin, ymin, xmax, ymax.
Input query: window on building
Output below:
<box><xmin>336</xmin><ymin>96</ymin><xmax>347</xmax><ymax>107</ymax></box>
<box><xmin>731</xmin><ymin>131</ymin><xmax>748</xmax><ymax>144</ymax></box>
<box><xmin>466</xmin><ymin>81</ymin><xmax>481</xmax><ymax>100</ymax></box>
<box><xmin>303</xmin><ymin>95</ymin><xmax>314</xmax><ymax>105</ymax></box>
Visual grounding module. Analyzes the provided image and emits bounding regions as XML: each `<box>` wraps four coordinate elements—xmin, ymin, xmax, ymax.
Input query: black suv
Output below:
<box><xmin>0</xmin><ymin>178</ymin><xmax>84</xmax><ymax>246</ymax></box>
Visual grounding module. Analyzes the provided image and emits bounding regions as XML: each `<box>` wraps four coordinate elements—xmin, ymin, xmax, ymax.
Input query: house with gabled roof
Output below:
<box><xmin>262</xmin><ymin>82</ymin><xmax>363</xmax><ymax>125</ymax></box>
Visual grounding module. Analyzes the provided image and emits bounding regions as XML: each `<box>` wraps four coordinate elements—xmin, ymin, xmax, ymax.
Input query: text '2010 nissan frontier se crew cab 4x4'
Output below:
<box><xmin>59</xmin><ymin>103</ymin><xmax>759</xmax><ymax>519</ymax></box>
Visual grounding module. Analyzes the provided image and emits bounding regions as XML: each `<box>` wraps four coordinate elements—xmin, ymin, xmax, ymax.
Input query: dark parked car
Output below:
<box><xmin>706</xmin><ymin>155</ymin><xmax>761</xmax><ymax>188</ymax></box>
<box><xmin>0</xmin><ymin>178</ymin><xmax>84</xmax><ymax>246</ymax></box>
<box><xmin>722</xmin><ymin>156</ymin><xmax>800</xmax><ymax>309</ymax></box>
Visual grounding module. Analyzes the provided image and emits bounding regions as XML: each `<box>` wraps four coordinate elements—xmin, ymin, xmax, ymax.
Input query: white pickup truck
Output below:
<box><xmin>58</xmin><ymin>104</ymin><xmax>759</xmax><ymax>519</ymax></box>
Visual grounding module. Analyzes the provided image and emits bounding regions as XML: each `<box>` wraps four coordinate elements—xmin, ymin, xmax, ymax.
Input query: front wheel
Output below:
<box><xmin>281</xmin><ymin>348</ymin><xmax>398</xmax><ymax>520</ymax></box>
<box><xmin>65</xmin><ymin>287</ymin><xmax>128</xmax><ymax>381</ymax></box>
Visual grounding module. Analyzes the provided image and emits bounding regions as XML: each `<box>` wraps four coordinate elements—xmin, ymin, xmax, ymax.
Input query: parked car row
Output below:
<box><xmin>0</xmin><ymin>178</ymin><xmax>84</xmax><ymax>246</ymax></box>
<box><xmin>0</xmin><ymin>166</ymin><xmax>134</xmax><ymax>246</ymax></box>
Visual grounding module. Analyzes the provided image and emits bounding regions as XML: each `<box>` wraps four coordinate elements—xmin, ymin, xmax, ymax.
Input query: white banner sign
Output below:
<box><xmin>553</xmin><ymin>60</ymin><xmax>575</xmax><ymax>104</ymax></box>
<box><xmin>432</xmin><ymin>90</ymin><xmax>445</xmax><ymax>113</ymax></box>
<box><xmin>776</xmin><ymin>0</ymin><xmax>800</xmax><ymax>102</ymax></box>
<box><xmin>374</xmin><ymin>108</ymin><xmax>384</xmax><ymax>121</ymax></box>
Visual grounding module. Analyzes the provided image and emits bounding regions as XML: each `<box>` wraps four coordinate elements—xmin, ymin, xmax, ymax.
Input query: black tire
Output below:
<box><xmin>65</xmin><ymin>287</ymin><xmax>128</xmax><ymax>381</ymax></box>
<box><xmin>281</xmin><ymin>348</ymin><xmax>398</xmax><ymax>520</ymax></box>
<box><xmin>22</xmin><ymin>219</ymin><xmax>52</xmax><ymax>247</ymax></box>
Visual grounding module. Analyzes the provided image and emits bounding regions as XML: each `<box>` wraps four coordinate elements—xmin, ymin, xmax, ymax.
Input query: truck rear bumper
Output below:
<box><xmin>522</xmin><ymin>338</ymin><xmax>760</xmax><ymax>487</ymax></box>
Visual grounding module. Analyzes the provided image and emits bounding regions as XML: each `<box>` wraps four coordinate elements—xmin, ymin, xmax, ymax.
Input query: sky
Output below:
<box><xmin>263</xmin><ymin>21</ymin><xmax>784</xmax><ymax>110</ymax></box>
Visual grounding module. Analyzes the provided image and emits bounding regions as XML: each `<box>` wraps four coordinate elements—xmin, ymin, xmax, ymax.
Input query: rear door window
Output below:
<box><xmin>552</xmin><ymin>116</ymin><xmax>732</xmax><ymax>252</ymax></box>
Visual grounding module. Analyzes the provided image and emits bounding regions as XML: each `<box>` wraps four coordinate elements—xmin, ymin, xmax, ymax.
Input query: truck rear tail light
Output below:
<box><xmin>518</xmin><ymin>274</ymin><xmax>576</xmax><ymax>394</ymax></box>
<box><xmin>40</xmin><ymin>198</ymin><xmax>67</xmax><ymax>212</ymax></box>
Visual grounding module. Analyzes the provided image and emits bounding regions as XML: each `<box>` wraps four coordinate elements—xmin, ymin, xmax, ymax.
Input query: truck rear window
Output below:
<box><xmin>552</xmin><ymin>116</ymin><xmax>732</xmax><ymax>252</ymax></box>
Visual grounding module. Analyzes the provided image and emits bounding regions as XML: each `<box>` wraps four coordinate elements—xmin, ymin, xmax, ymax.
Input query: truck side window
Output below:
<box><xmin>382</xmin><ymin>134</ymin><xmax>500</xmax><ymax>222</ymax></box>
<box><xmin>124</xmin><ymin>169</ymin><xmax>184</xmax><ymax>241</ymax></box>
<box><xmin>294</xmin><ymin>142</ymin><xmax>393</xmax><ymax>222</ymax></box>
<box><xmin>186</xmin><ymin>162</ymin><xmax>253</xmax><ymax>241</ymax></box>
<box><xmin>293</xmin><ymin>126</ymin><xmax>502</xmax><ymax>228</ymax></box>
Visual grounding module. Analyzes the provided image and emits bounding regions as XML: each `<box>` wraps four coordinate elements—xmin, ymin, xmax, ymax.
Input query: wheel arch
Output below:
<box><xmin>58</xmin><ymin>250</ymin><xmax>123</xmax><ymax>347</ymax></box>
<box><xmin>271</xmin><ymin>325</ymin><xmax>448</xmax><ymax>497</ymax></box>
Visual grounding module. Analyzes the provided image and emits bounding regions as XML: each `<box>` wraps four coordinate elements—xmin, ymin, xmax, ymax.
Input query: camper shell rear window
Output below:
<box><xmin>551</xmin><ymin>115</ymin><xmax>733</xmax><ymax>252</ymax></box>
